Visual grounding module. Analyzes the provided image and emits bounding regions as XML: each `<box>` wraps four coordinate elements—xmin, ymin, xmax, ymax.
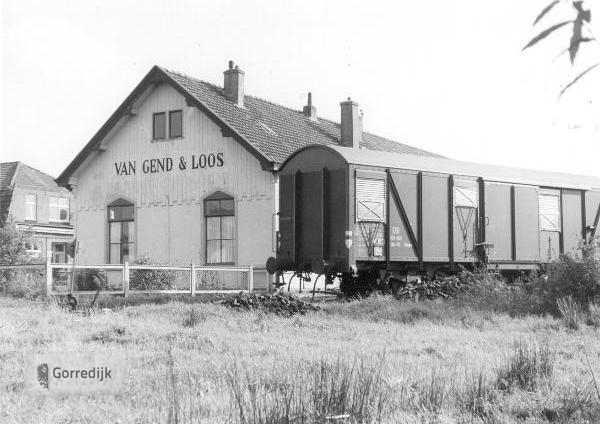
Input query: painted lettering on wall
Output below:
<box><xmin>113</xmin><ymin>153</ymin><xmax>224</xmax><ymax>176</ymax></box>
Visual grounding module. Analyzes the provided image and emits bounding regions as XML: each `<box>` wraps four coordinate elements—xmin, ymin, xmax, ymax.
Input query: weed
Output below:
<box><xmin>585</xmin><ymin>303</ymin><xmax>600</xmax><ymax>328</ymax></box>
<box><xmin>225</xmin><ymin>354</ymin><xmax>390</xmax><ymax>423</ymax></box>
<box><xmin>458</xmin><ymin>371</ymin><xmax>496</xmax><ymax>418</ymax></box>
<box><xmin>495</xmin><ymin>340</ymin><xmax>554</xmax><ymax>392</ymax></box>
<box><xmin>182</xmin><ymin>306</ymin><xmax>205</xmax><ymax>328</ymax></box>
<box><xmin>556</xmin><ymin>296</ymin><xmax>584</xmax><ymax>330</ymax></box>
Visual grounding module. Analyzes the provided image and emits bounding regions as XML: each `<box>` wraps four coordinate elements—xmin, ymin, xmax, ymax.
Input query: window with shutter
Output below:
<box><xmin>539</xmin><ymin>191</ymin><xmax>560</xmax><ymax>232</ymax></box>
<box><xmin>356</xmin><ymin>178</ymin><xmax>386</xmax><ymax>222</ymax></box>
<box><xmin>454</xmin><ymin>186</ymin><xmax>478</xmax><ymax>208</ymax></box>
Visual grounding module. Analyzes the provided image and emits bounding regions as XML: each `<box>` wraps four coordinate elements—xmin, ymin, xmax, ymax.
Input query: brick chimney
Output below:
<box><xmin>340</xmin><ymin>97</ymin><xmax>362</xmax><ymax>148</ymax></box>
<box><xmin>223</xmin><ymin>60</ymin><xmax>244</xmax><ymax>106</ymax></box>
<box><xmin>302</xmin><ymin>92</ymin><xmax>317</xmax><ymax>120</ymax></box>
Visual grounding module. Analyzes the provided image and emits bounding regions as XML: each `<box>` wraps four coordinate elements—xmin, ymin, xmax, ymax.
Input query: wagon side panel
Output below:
<box><xmin>561</xmin><ymin>189</ymin><xmax>583</xmax><ymax>256</ymax></box>
<box><xmin>422</xmin><ymin>173</ymin><xmax>449</xmax><ymax>262</ymax></box>
<box><xmin>514</xmin><ymin>185</ymin><xmax>540</xmax><ymax>262</ymax></box>
<box><xmin>484</xmin><ymin>182</ymin><xmax>512</xmax><ymax>261</ymax></box>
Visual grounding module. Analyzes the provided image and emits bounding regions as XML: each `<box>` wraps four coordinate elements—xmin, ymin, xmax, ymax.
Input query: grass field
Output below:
<box><xmin>1</xmin><ymin>294</ymin><xmax>600</xmax><ymax>423</ymax></box>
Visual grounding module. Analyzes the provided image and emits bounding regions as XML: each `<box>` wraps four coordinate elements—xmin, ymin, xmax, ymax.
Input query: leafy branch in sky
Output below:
<box><xmin>524</xmin><ymin>1</ymin><xmax>598</xmax><ymax>96</ymax></box>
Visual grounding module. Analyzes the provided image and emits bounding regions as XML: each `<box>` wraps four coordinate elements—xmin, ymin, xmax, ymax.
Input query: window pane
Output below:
<box><xmin>169</xmin><ymin>110</ymin><xmax>182</xmax><ymax>138</ymax></box>
<box><xmin>206</xmin><ymin>217</ymin><xmax>221</xmax><ymax>240</ymax></box>
<box><xmin>122</xmin><ymin>243</ymin><xmax>134</xmax><ymax>263</ymax></box>
<box><xmin>207</xmin><ymin>240</ymin><xmax>220</xmax><ymax>264</ymax></box>
<box><xmin>205</xmin><ymin>200</ymin><xmax>221</xmax><ymax>217</ymax></box>
<box><xmin>109</xmin><ymin>244</ymin><xmax>121</xmax><ymax>264</ymax></box>
<box><xmin>222</xmin><ymin>216</ymin><xmax>235</xmax><ymax>239</ymax></box>
<box><xmin>220</xmin><ymin>199</ymin><xmax>234</xmax><ymax>215</ymax></box>
<box><xmin>121</xmin><ymin>221</ymin><xmax>131</xmax><ymax>243</ymax></box>
<box><xmin>25</xmin><ymin>195</ymin><xmax>37</xmax><ymax>220</ymax></box>
<box><xmin>153</xmin><ymin>113</ymin><xmax>166</xmax><ymax>139</ymax></box>
<box><xmin>110</xmin><ymin>222</ymin><xmax>121</xmax><ymax>243</ymax></box>
<box><xmin>121</xmin><ymin>205</ymin><xmax>134</xmax><ymax>220</ymax></box>
<box><xmin>221</xmin><ymin>240</ymin><xmax>234</xmax><ymax>263</ymax></box>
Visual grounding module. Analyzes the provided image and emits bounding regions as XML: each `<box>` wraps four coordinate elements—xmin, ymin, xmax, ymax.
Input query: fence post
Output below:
<box><xmin>123</xmin><ymin>262</ymin><xmax>130</xmax><ymax>298</ymax></box>
<box><xmin>190</xmin><ymin>263</ymin><xmax>196</xmax><ymax>296</ymax></box>
<box><xmin>248</xmin><ymin>264</ymin><xmax>254</xmax><ymax>293</ymax></box>
<box><xmin>45</xmin><ymin>256</ymin><xmax>52</xmax><ymax>297</ymax></box>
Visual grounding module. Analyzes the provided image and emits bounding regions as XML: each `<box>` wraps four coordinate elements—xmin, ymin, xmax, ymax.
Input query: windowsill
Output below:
<box><xmin>151</xmin><ymin>136</ymin><xmax>183</xmax><ymax>142</ymax></box>
<box><xmin>206</xmin><ymin>262</ymin><xmax>235</xmax><ymax>266</ymax></box>
<box><xmin>49</xmin><ymin>220</ymin><xmax>71</xmax><ymax>225</ymax></box>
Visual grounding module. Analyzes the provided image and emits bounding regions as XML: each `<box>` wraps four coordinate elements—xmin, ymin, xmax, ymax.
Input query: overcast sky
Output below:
<box><xmin>1</xmin><ymin>0</ymin><xmax>599</xmax><ymax>178</ymax></box>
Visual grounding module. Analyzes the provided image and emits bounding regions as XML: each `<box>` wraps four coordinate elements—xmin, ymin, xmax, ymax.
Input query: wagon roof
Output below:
<box><xmin>56</xmin><ymin>65</ymin><xmax>442</xmax><ymax>186</ymax></box>
<box><xmin>294</xmin><ymin>145</ymin><xmax>600</xmax><ymax>190</ymax></box>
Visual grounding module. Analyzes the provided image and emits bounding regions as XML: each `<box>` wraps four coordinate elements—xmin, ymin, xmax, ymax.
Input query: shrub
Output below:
<box><xmin>495</xmin><ymin>340</ymin><xmax>554</xmax><ymax>392</ymax></box>
<box><xmin>129</xmin><ymin>255</ymin><xmax>176</xmax><ymax>290</ymax></box>
<box><xmin>556</xmin><ymin>295</ymin><xmax>584</xmax><ymax>330</ymax></box>
<box><xmin>545</xmin><ymin>238</ymin><xmax>600</xmax><ymax>306</ymax></box>
<box><xmin>74</xmin><ymin>268</ymin><xmax>108</xmax><ymax>291</ymax></box>
<box><xmin>3</xmin><ymin>269</ymin><xmax>44</xmax><ymax>299</ymax></box>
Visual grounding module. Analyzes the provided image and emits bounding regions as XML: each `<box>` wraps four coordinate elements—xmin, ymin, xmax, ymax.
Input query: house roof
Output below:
<box><xmin>164</xmin><ymin>68</ymin><xmax>444</xmax><ymax>163</ymax></box>
<box><xmin>56</xmin><ymin>65</ymin><xmax>443</xmax><ymax>186</ymax></box>
<box><xmin>284</xmin><ymin>145</ymin><xmax>600</xmax><ymax>191</ymax></box>
<box><xmin>1</xmin><ymin>162</ymin><xmax>69</xmax><ymax>225</ymax></box>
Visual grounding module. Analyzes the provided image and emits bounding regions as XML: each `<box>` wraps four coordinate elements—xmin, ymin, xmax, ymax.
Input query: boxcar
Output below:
<box><xmin>266</xmin><ymin>145</ymin><xmax>600</xmax><ymax>293</ymax></box>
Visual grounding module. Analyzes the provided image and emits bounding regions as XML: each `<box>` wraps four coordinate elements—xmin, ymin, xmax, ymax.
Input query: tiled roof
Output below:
<box><xmin>57</xmin><ymin>65</ymin><xmax>444</xmax><ymax>185</ymax></box>
<box><xmin>163</xmin><ymin>68</ymin><xmax>444</xmax><ymax>163</ymax></box>
<box><xmin>0</xmin><ymin>162</ymin><xmax>18</xmax><ymax>225</ymax></box>
<box><xmin>0</xmin><ymin>162</ymin><xmax>18</xmax><ymax>190</ymax></box>
<box><xmin>1</xmin><ymin>162</ymin><xmax>67</xmax><ymax>193</ymax></box>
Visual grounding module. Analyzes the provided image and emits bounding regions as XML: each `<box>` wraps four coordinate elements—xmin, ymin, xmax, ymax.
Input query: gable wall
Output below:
<box><xmin>72</xmin><ymin>83</ymin><xmax>276</xmax><ymax>285</ymax></box>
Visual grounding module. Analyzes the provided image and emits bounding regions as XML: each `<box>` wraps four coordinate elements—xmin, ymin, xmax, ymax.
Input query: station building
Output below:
<box><xmin>56</xmin><ymin>61</ymin><xmax>441</xmax><ymax>289</ymax></box>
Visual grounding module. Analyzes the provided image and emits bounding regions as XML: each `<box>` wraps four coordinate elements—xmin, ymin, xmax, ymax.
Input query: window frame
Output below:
<box><xmin>169</xmin><ymin>109</ymin><xmax>183</xmax><ymax>138</ymax></box>
<box><xmin>355</xmin><ymin>177</ymin><xmax>386</xmax><ymax>222</ymax></box>
<box><xmin>539</xmin><ymin>190</ymin><xmax>561</xmax><ymax>232</ymax></box>
<box><xmin>107</xmin><ymin>200</ymin><xmax>135</xmax><ymax>264</ymax></box>
<box><xmin>49</xmin><ymin>197</ymin><xmax>70</xmax><ymax>223</ymax></box>
<box><xmin>204</xmin><ymin>192</ymin><xmax>235</xmax><ymax>265</ymax></box>
<box><xmin>24</xmin><ymin>194</ymin><xmax>37</xmax><ymax>221</ymax></box>
<box><xmin>153</xmin><ymin>112</ymin><xmax>167</xmax><ymax>140</ymax></box>
<box><xmin>51</xmin><ymin>242</ymin><xmax>68</xmax><ymax>264</ymax></box>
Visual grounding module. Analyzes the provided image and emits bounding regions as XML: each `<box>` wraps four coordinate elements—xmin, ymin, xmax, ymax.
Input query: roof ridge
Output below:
<box><xmin>161</xmin><ymin>67</ymin><xmax>437</xmax><ymax>152</ymax></box>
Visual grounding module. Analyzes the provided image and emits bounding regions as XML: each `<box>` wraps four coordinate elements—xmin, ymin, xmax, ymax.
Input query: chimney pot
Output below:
<box><xmin>340</xmin><ymin>98</ymin><xmax>362</xmax><ymax>148</ymax></box>
<box><xmin>223</xmin><ymin>61</ymin><xmax>245</xmax><ymax>106</ymax></box>
<box><xmin>303</xmin><ymin>92</ymin><xmax>317</xmax><ymax>120</ymax></box>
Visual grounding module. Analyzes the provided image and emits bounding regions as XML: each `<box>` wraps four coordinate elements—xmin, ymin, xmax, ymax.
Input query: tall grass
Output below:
<box><xmin>556</xmin><ymin>296</ymin><xmax>584</xmax><ymax>330</ymax></box>
<box><xmin>225</xmin><ymin>355</ymin><xmax>390</xmax><ymax>423</ymax></box>
<box><xmin>495</xmin><ymin>340</ymin><xmax>554</xmax><ymax>392</ymax></box>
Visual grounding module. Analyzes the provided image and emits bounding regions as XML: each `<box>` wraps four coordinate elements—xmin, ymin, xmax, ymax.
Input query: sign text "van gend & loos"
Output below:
<box><xmin>113</xmin><ymin>153</ymin><xmax>224</xmax><ymax>176</ymax></box>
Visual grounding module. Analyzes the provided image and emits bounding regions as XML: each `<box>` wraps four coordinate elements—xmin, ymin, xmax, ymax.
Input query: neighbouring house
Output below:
<box><xmin>0</xmin><ymin>162</ymin><xmax>74</xmax><ymax>263</ymax></box>
<box><xmin>56</xmin><ymin>61</ymin><xmax>442</xmax><ymax>290</ymax></box>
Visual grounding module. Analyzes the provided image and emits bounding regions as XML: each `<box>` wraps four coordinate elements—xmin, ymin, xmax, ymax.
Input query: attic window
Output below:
<box><xmin>153</xmin><ymin>112</ymin><xmax>166</xmax><ymax>139</ymax></box>
<box><xmin>257</xmin><ymin>121</ymin><xmax>277</xmax><ymax>136</ymax></box>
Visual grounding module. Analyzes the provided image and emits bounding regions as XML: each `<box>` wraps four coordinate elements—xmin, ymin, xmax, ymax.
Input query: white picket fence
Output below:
<box><xmin>1</xmin><ymin>257</ymin><xmax>263</xmax><ymax>297</ymax></box>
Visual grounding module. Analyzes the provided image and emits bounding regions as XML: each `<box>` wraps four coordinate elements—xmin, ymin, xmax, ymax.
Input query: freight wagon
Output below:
<box><xmin>266</xmin><ymin>145</ymin><xmax>600</xmax><ymax>294</ymax></box>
